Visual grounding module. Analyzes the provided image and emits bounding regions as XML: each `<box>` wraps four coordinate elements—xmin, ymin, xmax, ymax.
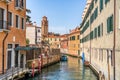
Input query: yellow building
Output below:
<box><xmin>68</xmin><ymin>27</ymin><xmax>80</xmax><ymax>57</ymax></box>
<box><xmin>45</xmin><ymin>33</ymin><xmax>61</xmax><ymax>49</ymax></box>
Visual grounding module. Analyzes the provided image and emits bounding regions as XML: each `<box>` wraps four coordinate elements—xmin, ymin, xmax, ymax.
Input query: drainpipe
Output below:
<box><xmin>2</xmin><ymin>3</ymin><xmax>9</xmax><ymax>74</ymax></box>
<box><xmin>113</xmin><ymin>0</ymin><xmax>116</xmax><ymax>80</ymax></box>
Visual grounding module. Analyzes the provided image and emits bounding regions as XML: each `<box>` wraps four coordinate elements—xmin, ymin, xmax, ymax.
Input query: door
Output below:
<box><xmin>0</xmin><ymin>8</ymin><xmax>4</xmax><ymax>29</ymax></box>
<box><xmin>20</xmin><ymin>54</ymin><xmax>24</xmax><ymax>68</ymax></box>
<box><xmin>78</xmin><ymin>50</ymin><xmax>80</xmax><ymax>56</ymax></box>
<box><xmin>7</xmin><ymin>51</ymin><xmax>12</xmax><ymax>69</ymax></box>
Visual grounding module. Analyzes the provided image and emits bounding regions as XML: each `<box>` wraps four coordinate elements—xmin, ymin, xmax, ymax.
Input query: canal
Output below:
<box><xmin>27</xmin><ymin>56</ymin><xmax>98</xmax><ymax>80</ymax></box>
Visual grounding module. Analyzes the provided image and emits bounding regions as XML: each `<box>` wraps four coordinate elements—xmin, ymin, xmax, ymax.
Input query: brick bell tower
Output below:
<box><xmin>41</xmin><ymin>16</ymin><xmax>48</xmax><ymax>39</ymax></box>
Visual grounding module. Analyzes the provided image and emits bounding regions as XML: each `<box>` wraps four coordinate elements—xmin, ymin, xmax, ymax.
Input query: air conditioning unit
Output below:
<box><xmin>0</xmin><ymin>0</ymin><xmax>11</xmax><ymax>3</ymax></box>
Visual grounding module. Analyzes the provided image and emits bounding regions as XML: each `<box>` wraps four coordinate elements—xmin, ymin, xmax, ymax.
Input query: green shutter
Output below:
<box><xmin>107</xmin><ymin>15</ymin><xmax>113</xmax><ymax>33</ymax></box>
<box><xmin>107</xmin><ymin>17</ymin><xmax>110</xmax><ymax>33</ymax></box>
<box><xmin>105</xmin><ymin>0</ymin><xmax>110</xmax><ymax>5</ymax></box>
<box><xmin>98</xmin><ymin>26</ymin><xmax>101</xmax><ymax>37</ymax></box>
<box><xmin>110</xmin><ymin>15</ymin><xmax>113</xmax><ymax>31</ymax></box>
<box><xmin>95</xmin><ymin>0</ymin><xmax>97</xmax><ymax>3</ymax></box>
<box><xmin>100</xmin><ymin>0</ymin><xmax>103</xmax><ymax>12</ymax></box>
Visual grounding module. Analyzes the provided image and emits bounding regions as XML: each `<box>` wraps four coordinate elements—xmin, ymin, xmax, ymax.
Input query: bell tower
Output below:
<box><xmin>41</xmin><ymin>16</ymin><xmax>48</xmax><ymax>38</ymax></box>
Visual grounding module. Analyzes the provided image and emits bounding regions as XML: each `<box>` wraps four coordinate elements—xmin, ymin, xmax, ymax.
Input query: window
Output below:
<box><xmin>8</xmin><ymin>44</ymin><xmax>12</xmax><ymax>49</ymax></box>
<box><xmin>98</xmin><ymin>25</ymin><xmax>101</xmax><ymax>37</ymax></box>
<box><xmin>7</xmin><ymin>51</ymin><xmax>12</xmax><ymax>69</ymax></box>
<box><xmin>107</xmin><ymin>15</ymin><xmax>113</xmax><ymax>33</ymax></box>
<box><xmin>21</xmin><ymin>18</ymin><xmax>24</xmax><ymax>29</ymax></box>
<box><xmin>90</xmin><ymin>31</ymin><xmax>93</xmax><ymax>40</ymax></box>
<box><xmin>8</xmin><ymin>12</ymin><xmax>12</xmax><ymax>26</ymax></box>
<box><xmin>15</xmin><ymin>0</ymin><xmax>24</xmax><ymax>8</ymax></box>
<box><xmin>94</xmin><ymin>7</ymin><xmax>98</xmax><ymax>19</ymax></box>
<box><xmin>94</xmin><ymin>28</ymin><xmax>97</xmax><ymax>38</ymax></box>
<box><xmin>0</xmin><ymin>8</ymin><xmax>4</xmax><ymax>29</ymax></box>
<box><xmin>81</xmin><ymin>20</ymin><xmax>89</xmax><ymax>34</ymax></box>
<box><xmin>55</xmin><ymin>38</ymin><xmax>57</xmax><ymax>41</ymax></box>
<box><xmin>77</xmin><ymin>35</ymin><xmax>79</xmax><ymax>40</ymax></box>
<box><xmin>100</xmin><ymin>0</ymin><xmax>103</xmax><ymax>12</ymax></box>
<box><xmin>15</xmin><ymin>51</ymin><xmax>19</xmax><ymax>67</ymax></box>
<box><xmin>16</xmin><ymin>15</ymin><xmax>19</xmax><ymax>28</ymax></box>
<box><xmin>38</xmin><ymin>30</ymin><xmax>40</xmax><ymax>32</ymax></box>
<box><xmin>105</xmin><ymin>0</ymin><xmax>110</xmax><ymax>5</ymax></box>
<box><xmin>90</xmin><ymin>14</ymin><xmax>94</xmax><ymax>24</ymax></box>
<box><xmin>59</xmin><ymin>38</ymin><xmax>61</xmax><ymax>41</ymax></box>
<box><xmin>72</xmin><ymin>36</ymin><xmax>75</xmax><ymax>40</ymax></box>
<box><xmin>95</xmin><ymin>0</ymin><xmax>97</xmax><ymax>3</ymax></box>
<box><xmin>110</xmin><ymin>50</ymin><xmax>113</xmax><ymax>66</ymax></box>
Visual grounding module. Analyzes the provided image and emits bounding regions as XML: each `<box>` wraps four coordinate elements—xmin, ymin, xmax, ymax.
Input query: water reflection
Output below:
<box><xmin>27</xmin><ymin>56</ymin><xmax>98</xmax><ymax>80</ymax></box>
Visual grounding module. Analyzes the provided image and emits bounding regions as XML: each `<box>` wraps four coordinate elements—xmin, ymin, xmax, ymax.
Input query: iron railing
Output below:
<box><xmin>0</xmin><ymin>20</ymin><xmax>10</xmax><ymax>30</ymax></box>
<box><xmin>0</xmin><ymin>67</ymin><xmax>27</xmax><ymax>80</ymax></box>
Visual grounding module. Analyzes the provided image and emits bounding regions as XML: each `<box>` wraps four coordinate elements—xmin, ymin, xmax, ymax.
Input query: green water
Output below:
<box><xmin>27</xmin><ymin>56</ymin><xmax>98</xmax><ymax>80</ymax></box>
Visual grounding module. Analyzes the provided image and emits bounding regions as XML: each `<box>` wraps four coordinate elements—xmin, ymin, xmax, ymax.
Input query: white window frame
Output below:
<box><xmin>118</xmin><ymin>9</ymin><xmax>120</xmax><ymax>29</ymax></box>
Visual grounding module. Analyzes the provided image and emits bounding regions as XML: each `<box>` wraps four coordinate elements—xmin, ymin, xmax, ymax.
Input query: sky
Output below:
<box><xmin>26</xmin><ymin>0</ymin><xmax>86</xmax><ymax>34</ymax></box>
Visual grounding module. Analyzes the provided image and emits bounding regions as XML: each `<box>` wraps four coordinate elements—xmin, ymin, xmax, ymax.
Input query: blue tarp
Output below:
<box><xmin>82</xmin><ymin>52</ymin><xmax>85</xmax><ymax>64</ymax></box>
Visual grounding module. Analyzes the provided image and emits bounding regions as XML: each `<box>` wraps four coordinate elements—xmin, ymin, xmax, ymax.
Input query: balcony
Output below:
<box><xmin>0</xmin><ymin>20</ymin><xmax>10</xmax><ymax>32</ymax></box>
<box><xmin>0</xmin><ymin>0</ymin><xmax>11</xmax><ymax>3</ymax></box>
<box><xmin>15</xmin><ymin>0</ymin><xmax>24</xmax><ymax>11</ymax></box>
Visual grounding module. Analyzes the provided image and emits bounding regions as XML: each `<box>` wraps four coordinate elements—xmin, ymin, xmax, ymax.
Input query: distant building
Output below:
<box><xmin>41</xmin><ymin>16</ymin><xmax>48</xmax><ymax>39</ymax></box>
<box><xmin>45</xmin><ymin>32</ymin><xmax>65</xmax><ymax>49</ymax></box>
<box><xmin>60</xmin><ymin>34</ymin><xmax>68</xmax><ymax>54</ymax></box>
<box><xmin>68</xmin><ymin>27</ymin><xmax>80</xmax><ymax>57</ymax></box>
<box><xmin>26</xmin><ymin>23</ymin><xmax>41</xmax><ymax>45</ymax></box>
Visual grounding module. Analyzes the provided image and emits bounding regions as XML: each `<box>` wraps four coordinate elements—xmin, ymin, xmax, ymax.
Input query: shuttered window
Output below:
<box><xmin>107</xmin><ymin>15</ymin><xmax>113</xmax><ymax>33</ymax></box>
<box><xmin>95</xmin><ymin>0</ymin><xmax>97</xmax><ymax>3</ymax></box>
<box><xmin>105</xmin><ymin>0</ymin><xmax>110</xmax><ymax>5</ymax></box>
<box><xmin>8</xmin><ymin>12</ymin><xmax>12</xmax><ymax>26</ymax></box>
<box><xmin>81</xmin><ymin>20</ymin><xmax>89</xmax><ymax>34</ymax></box>
<box><xmin>95</xmin><ymin>7</ymin><xmax>98</xmax><ymax>19</ymax></box>
<box><xmin>95</xmin><ymin>28</ymin><xmax>97</xmax><ymax>38</ymax></box>
<box><xmin>98</xmin><ymin>26</ymin><xmax>101</xmax><ymax>37</ymax></box>
<box><xmin>100</xmin><ymin>0</ymin><xmax>103</xmax><ymax>12</ymax></box>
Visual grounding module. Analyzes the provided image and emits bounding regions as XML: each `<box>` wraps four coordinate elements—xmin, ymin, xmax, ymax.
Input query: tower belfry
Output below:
<box><xmin>41</xmin><ymin>16</ymin><xmax>48</xmax><ymax>38</ymax></box>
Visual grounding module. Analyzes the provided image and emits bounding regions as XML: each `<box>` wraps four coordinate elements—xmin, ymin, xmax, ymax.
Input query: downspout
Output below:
<box><xmin>2</xmin><ymin>4</ymin><xmax>9</xmax><ymax>74</ymax></box>
<box><xmin>113</xmin><ymin>0</ymin><xmax>116</xmax><ymax>80</ymax></box>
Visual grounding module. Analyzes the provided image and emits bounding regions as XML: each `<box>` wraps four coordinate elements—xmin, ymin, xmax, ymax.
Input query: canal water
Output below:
<box><xmin>27</xmin><ymin>56</ymin><xmax>98</xmax><ymax>80</ymax></box>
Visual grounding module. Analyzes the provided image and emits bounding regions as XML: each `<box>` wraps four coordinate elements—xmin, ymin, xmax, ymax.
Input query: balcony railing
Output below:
<box><xmin>15</xmin><ymin>0</ymin><xmax>24</xmax><ymax>10</ymax></box>
<box><xmin>0</xmin><ymin>0</ymin><xmax>11</xmax><ymax>3</ymax></box>
<box><xmin>0</xmin><ymin>20</ymin><xmax>10</xmax><ymax>32</ymax></box>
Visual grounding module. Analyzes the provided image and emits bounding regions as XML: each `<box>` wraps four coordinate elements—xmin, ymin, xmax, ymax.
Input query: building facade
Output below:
<box><xmin>36</xmin><ymin>27</ymin><xmax>41</xmax><ymax>44</ymax></box>
<box><xmin>68</xmin><ymin>27</ymin><xmax>80</xmax><ymax>57</ymax></box>
<box><xmin>60</xmin><ymin>34</ymin><xmax>68</xmax><ymax>54</ymax></box>
<box><xmin>26</xmin><ymin>23</ymin><xmax>36</xmax><ymax>45</ymax></box>
<box><xmin>45</xmin><ymin>33</ymin><xmax>61</xmax><ymax>49</ymax></box>
<box><xmin>41</xmin><ymin>16</ymin><xmax>48</xmax><ymax>39</ymax></box>
<box><xmin>80</xmin><ymin>0</ymin><xmax>120</xmax><ymax>80</ymax></box>
<box><xmin>26</xmin><ymin>23</ymin><xmax>41</xmax><ymax>45</ymax></box>
<box><xmin>0</xmin><ymin>0</ymin><xmax>26</xmax><ymax>75</ymax></box>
